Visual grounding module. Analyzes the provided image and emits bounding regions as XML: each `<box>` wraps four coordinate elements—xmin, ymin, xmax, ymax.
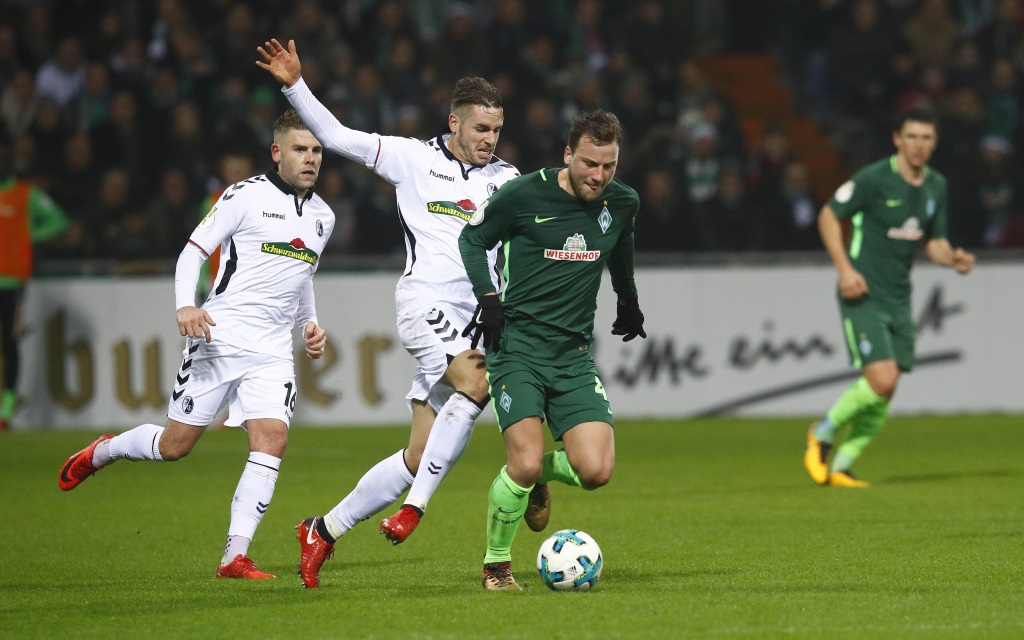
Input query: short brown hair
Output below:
<box><xmin>273</xmin><ymin>109</ymin><xmax>309</xmax><ymax>142</ymax></box>
<box><xmin>568</xmin><ymin>110</ymin><xmax>623</xmax><ymax>152</ymax></box>
<box><xmin>892</xmin><ymin>106</ymin><xmax>938</xmax><ymax>134</ymax></box>
<box><xmin>450</xmin><ymin>77</ymin><xmax>502</xmax><ymax>116</ymax></box>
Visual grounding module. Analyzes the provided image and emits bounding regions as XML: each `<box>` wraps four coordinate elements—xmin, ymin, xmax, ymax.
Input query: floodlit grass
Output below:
<box><xmin>2</xmin><ymin>416</ymin><xmax>1022</xmax><ymax>639</ymax></box>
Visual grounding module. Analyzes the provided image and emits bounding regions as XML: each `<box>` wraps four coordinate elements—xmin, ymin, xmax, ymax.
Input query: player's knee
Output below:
<box><xmin>867</xmin><ymin>375</ymin><xmax>898</xmax><ymax>399</ymax></box>
<box><xmin>459</xmin><ymin>378</ymin><xmax>490</xmax><ymax>406</ymax></box>
<box><xmin>158</xmin><ymin>441</ymin><xmax>192</xmax><ymax>461</ymax></box>
<box><xmin>579</xmin><ymin>465</ymin><xmax>613</xmax><ymax>491</ymax></box>
<box><xmin>404</xmin><ymin>448</ymin><xmax>422</xmax><ymax>475</ymax></box>
<box><xmin>508</xmin><ymin>459</ymin><xmax>543</xmax><ymax>487</ymax></box>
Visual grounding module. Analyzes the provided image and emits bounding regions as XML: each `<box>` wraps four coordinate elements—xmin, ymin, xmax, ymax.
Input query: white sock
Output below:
<box><xmin>221</xmin><ymin>535</ymin><xmax>251</xmax><ymax>565</ymax></box>
<box><xmin>99</xmin><ymin>424</ymin><xmax>165</xmax><ymax>466</ymax></box>
<box><xmin>325</xmin><ymin>449</ymin><xmax>414</xmax><ymax>539</ymax></box>
<box><xmin>405</xmin><ymin>392</ymin><xmax>482</xmax><ymax>511</ymax></box>
<box><xmin>222</xmin><ymin>452</ymin><xmax>280</xmax><ymax>565</ymax></box>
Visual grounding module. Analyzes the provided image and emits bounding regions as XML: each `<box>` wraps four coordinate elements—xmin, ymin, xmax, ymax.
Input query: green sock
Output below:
<box><xmin>537</xmin><ymin>449</ymin><xmax>581</xmax><ymax>487</ymax></box>
<box><xmin>484</xmin><ymin>466</ymin><xmax>531</xmax><ymax>564</ymax></box>
<box><xmin>831</xmin><ymin>400</ymin><xmax>890</xmax><ymax>473</ymax></box>
<box><xmin>0</xmin><ymin>389</ymin><xmax>15</xmax><ymax>421</ymax></box>
<box><xmin>816</xmin><ymin>377</ymin><xmax>886</xmax><ymax>444</ymax></box>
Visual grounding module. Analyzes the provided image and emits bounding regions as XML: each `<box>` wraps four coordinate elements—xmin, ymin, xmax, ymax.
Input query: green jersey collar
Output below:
<box><xmin>889</xmin><ymin>154</ymin><xmax>930</xmax><ymax>178</ymax></box>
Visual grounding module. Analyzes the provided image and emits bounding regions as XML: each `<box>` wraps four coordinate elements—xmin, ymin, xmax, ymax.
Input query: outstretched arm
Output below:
<box><xmin>926</xmin><ymin>238</ymin><xmax>975</xmax><ymax>274</ymax></box>
<box><xmin>256</xmin><ymin>38</ymin><xmax>379</xmax><ymax>164</ymax></box>
<box><xmin>256</xmin><ymin>38</ymin><xmax>302</xmax><ymax>88</ymax></box>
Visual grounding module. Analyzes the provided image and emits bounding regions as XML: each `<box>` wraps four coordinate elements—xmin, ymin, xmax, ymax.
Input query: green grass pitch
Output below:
<box><xmin>2</xmin><ymin>416</ymin><xmax>1022</xmax><ymax>639</ymax></box>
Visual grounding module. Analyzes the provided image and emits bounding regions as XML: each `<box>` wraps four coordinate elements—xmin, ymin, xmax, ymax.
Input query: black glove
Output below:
<box><xmin>462</xmin><ymin>295</ymin><xmax>504</xmax><ymax>351</ymax></box>
<box><xmin>611</xmin><ymin>296</ymin><xmax>647</xmax><ymax>342</ymax></box>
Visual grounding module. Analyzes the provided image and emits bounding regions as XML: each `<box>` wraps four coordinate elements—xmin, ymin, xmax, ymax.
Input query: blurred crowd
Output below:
<box><xmin>2</xmin><ymin>0</ymin><xmax>1023</xmax><ymax>268</ymax></box>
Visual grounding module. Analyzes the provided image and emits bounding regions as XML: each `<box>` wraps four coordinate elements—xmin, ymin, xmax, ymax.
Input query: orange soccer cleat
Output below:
<box><xmin>58</xmin><ymin>433</ymin><xmax>115</xmax><ymax>491</ymax></box>
<box><xmin>216</xmin><ymin>555</ymin><xmax>276</xmax><ymax>579</ymax></box>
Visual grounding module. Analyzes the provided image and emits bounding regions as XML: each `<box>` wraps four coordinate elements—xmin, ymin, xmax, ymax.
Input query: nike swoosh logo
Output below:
<box><xmin>306</xmin><ymin>518</ymin><xmax>319</xmax><ymax>544</ymax></box>
<box><xmin>886</xmin><ymin>199</ymin><xmax>902</xmax><ymax>207</ymax></box>
<box><xmin>59</xmin><ymin>457</ymin><xmax>76</xmax><ymax>483</ymax></box>
<box><xmin>534</xmin><ymin>215</ymin><xmax>557</xmax><ymax>223</ymax></box>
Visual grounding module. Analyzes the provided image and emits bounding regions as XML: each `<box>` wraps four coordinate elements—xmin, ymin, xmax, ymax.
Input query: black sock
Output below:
<box><xmin>316</xmin><ymin>516</ymin><xmax>337</xmax><ymax>544</ymax></box>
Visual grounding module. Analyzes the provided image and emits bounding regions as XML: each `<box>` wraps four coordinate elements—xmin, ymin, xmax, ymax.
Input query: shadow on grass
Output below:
<box><xmin>881</xmin><ymin>469</ymin><xmax>1020</xmax><ymax>484</ymax></box>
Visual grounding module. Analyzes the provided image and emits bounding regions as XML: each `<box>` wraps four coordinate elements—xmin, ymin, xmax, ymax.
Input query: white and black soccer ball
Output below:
<box><xmin>536</xmin><ymin>529</ymin><xmax>603</xmax><ymax>591</ymax></box>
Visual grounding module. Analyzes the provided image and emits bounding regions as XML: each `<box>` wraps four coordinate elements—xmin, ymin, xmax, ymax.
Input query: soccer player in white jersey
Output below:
<box><xmin>257</xmin><ymin>39</ymin><xmax>521</xmax><ymax>588</ymax></box>
<box><xmin>58</xmin><ymin>110</ymin><xmax>336</xmax><ymax>580</ymax></box>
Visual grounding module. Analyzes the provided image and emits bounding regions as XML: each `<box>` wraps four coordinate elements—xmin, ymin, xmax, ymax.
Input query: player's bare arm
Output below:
<box><xmin>818</xmin><ymin>203</ymin><xmax>867</xmax><ymax>299</ymax></box>
<box><xmin>926</xmin><ymin>238</ymin><xmax>976</xmax><ymax>274</ymax></box>
<box><xmin>256</xmin><ymin>38</ymin><xmax>301</xmax><ymax>88</ymax></box>
<box><xmin>304</xmin><ymin>321</ymin><xmax>326</xmax><ymax>359</ymax></box>
<box><xmin>176</xmin><ymin>305</ymin><xmax>216</xmax><ymax>343</ymax></box>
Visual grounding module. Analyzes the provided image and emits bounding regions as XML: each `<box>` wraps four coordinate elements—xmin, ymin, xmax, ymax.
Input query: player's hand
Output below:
<box><xmin>304</xmin><ymin>321</ymin><xmax>326</xmax><ymax>359</ymax></box>
<box><xmin>256</xmin><ymin>38</ymin><xmax>302</xmax><ymax>88</ymax></box>
<box><xmin>952</xmin><ymin>247</ymin><xmax>975</xmax><ymax>274</ymax></box>
<box><xmin>838</xmin><ymin>268</ymin><xmax>868</xmax><ymax>300</ymax></box>
<box><xmin>177</xmin><ymin>306</ymin><xmax>216</xmax><ymax>343</ymax></box>
<box><xmin>611</xmin><ymin>296</ymin><xmax>647</xmax><ymax>342</ymax></box>
<box><xmin>462</xmin><ymin>294</ymin><xmax>503</xmax><ymax>351</ymax></box>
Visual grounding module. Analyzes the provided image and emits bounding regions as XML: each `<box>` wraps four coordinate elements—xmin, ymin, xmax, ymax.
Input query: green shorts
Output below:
<box><xmin>485</xmin><ymin>349</ymin><xmax>614</xmax><ymax>441</ymax></box>
<box><xmin>837</xmin><ymin>296</ymin><xmax>916</xmax><ymax>372</ymax></box>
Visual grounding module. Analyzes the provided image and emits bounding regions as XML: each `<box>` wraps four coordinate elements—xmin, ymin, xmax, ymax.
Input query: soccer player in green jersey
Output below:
<box><xmin>459</xmin><ymin>111</ymin><xmax>646</xmax><ymax>589</ymax></box>
<box><xmin>805</xmin><ymin>107</ymin><xmax>975</xmax><ymax>488</ymax></box>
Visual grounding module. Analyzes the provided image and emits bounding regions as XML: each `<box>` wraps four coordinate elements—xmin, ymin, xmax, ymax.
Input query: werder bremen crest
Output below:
<box><xmin>598</xmin><ymin>203</ymin><xmax>612</xmax><ymax>233</ymax></box>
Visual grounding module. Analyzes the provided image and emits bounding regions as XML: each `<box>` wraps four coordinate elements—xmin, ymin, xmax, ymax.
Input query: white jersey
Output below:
<box><xmin>189</xmin><ymin>171</ymin><xmax>335</xmax><ymax>359</ymax></box>
<box><xmin>283</xmin><ymin>78</ymin><xmax>520</xmax><ymax>314</ymax></box>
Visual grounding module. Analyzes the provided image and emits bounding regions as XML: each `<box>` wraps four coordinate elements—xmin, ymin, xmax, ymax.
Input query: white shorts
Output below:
<box><xmin>166</xmin><ymin>338</ymin><xmax>296</xmax><ymax>427</ymax></box>
<box><xmin>397</xmin><ymin>301</ymin><xmax>477</xmax><ymax>412</ymax></box>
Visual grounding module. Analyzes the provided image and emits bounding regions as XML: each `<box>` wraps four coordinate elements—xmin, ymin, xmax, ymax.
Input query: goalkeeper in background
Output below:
<box><xmin>804</xmin><ymin>106</ymin><xmax>975</xmax><ymax>488</ymax></box>
<box><xmin>459</xmin><ymin>110</ymin><xmax>646</xmax><ymax>590</ymax></box>
<box><xmin>0</xmin><ymin>136</ymin><xmax>69</xmax><ymax>431</ymax></box>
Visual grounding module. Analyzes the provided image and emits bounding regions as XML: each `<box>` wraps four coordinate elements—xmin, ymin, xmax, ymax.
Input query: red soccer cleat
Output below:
<box><xmin>296</xmin><ymin>516</ymin><xmax>334</xmax><ymax>588</ymax></box>
<box><xmin>216</xmin><ymin>554</ymin><xmax>276</xmax><ymax>579</ymax></box>
<box><xmin>379</xmin><ymin>505</ymin><xmax>421</xmax><ymax>545</ymax></box>
<box><xmin>58</xmin><ymin>433</ymin><xmax>115</xmax><ymax>491</ymax></box>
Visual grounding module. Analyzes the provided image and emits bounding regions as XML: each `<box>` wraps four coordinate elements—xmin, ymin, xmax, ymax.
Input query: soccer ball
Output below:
<box><xmin>536</xmin><ymin>529</ymin><xmax>603</xmax><ymax>591</ymax></box>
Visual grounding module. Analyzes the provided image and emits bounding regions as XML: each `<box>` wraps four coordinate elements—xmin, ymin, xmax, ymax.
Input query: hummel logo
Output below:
<box><xmin>257</xmin><ymin>501</ymin><xmax>269</xmax><ymax>514</ymax></box>
<box><xmin>886</xmin><ymin>199</ymin><xmax>902</xmax><ymax>207</ymax></box>
<box><xmin>427</xmin><ymin>462</ymin><xmax>442</xmax><ymax>475</ymax></box>
<box><xmin>535</xmin><ymin>215</ymin><xmax>557</xmax><ymax>223</ymax></box>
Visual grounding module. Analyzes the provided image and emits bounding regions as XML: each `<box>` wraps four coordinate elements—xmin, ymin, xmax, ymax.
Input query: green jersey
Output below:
<box><xmin>829</xmin><ymin>155</ymin><xmax>948</xmax><ymax>306</ymax></box>
<box><xmin>459</xmin><ymin>168</ymin><xmax>640</xmax><ymax>358</ymax></box>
